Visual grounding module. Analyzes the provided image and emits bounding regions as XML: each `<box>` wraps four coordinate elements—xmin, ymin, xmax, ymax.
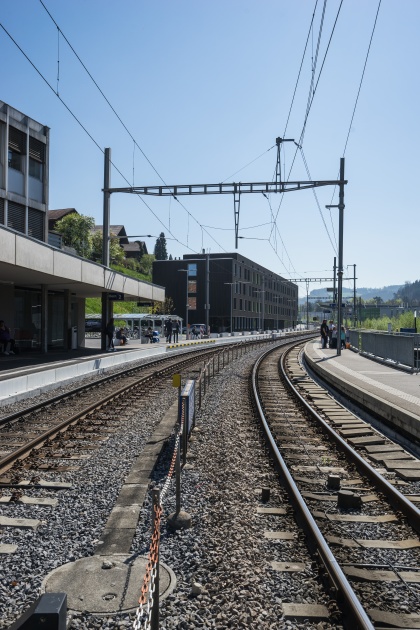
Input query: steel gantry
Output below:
<box><xmin>103</xmin><ymin>138</ymin><xmax>347</xmax><ymax>250</ymax></box>
<box><xmin>101</xmin><ymin>142</ymin><xmax>348</xmax><ymax>354</ymax></box>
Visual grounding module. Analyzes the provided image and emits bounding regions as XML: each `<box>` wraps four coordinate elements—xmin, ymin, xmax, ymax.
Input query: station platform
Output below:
<box><xmin>304</xmin><ymin>338</ymin><xmax>420</xmax><ymax>444</ymax></box>
<box><xmin>0</xmin><ymin>336</ymin><xmax>199</xmax><ymax>405</ymax></box>
<box><xmin>0</xmin><ymin>333</ymin><xmax>271</xmax><ymax>405</ymax></box>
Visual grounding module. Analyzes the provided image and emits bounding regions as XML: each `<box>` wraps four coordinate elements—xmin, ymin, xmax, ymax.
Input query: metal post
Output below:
<box><xmin>151</xmin><ymin>487</ymin><xmax>160</xmax><ymax>630</ymax></box>
<box><xmin>102</xmin><ymin>148</ymin><xmax>111</xmax><ymax>268</ymax></box>
<box><xmin>205</xmin><ymin>253</ymin><xmax>210</xmax><ymax>334</ymax></box>
<box><xmin>337</xmin><ymin>158</ymin><xmax>345</xmax><ymax>357</ymax></box>
<box><xmin>175</xmin><ymin>435</ymin><xmax>181</xmax><ymax>514</ymax></box>
<box><xmin>182</xmin><ymin>398</ymin><xmax>187</xmax><ymax>466</ymax></box>
<box><xmin>353</xmin><ymin>264</ymin><xmax>357</xmax><ymax>328</ymax></box>
<box><xmin>306</xmin><ymin>279</ymin><xmax>309</xmax><ymax>330</ymax></box>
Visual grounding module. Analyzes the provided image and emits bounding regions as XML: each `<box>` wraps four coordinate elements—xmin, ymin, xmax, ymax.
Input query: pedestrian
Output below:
<box><xmin>116</xmin><ymin>327</ymin><xmax>127</xmax><ymax>345</ymax></box>
<box><xmin>145</xmin><ymin>326</ymin><xmax>153</xmax><ymax>343</ymax></box>
<box><xmin>172</xmin><ymin>320</ymin><xmax>179</xmax><ymax>343</ymax></box>
<box><xmin>330</xmin><ymin>325</ymin><xmax>338</xmax><ymax>349</ymax></box>
<box><xmin>340</xmin><ymin>326</ymin><xmax>346</xmax><ymax>349</ymax></box>
<box><xmin>106</xmin><ymin>318</ymin><xmax>115</xmax><ymax>352</ymax></box>
<box><xmin>328</xmin><ymin>320</ymin><xmax>334</xmax><ymax>348</ymax></box>
<box><xmin>165</xmin><ymin>319</ymin><xmax>173</xmax><ymax>343</ymax></box>
<box><xmin>0</xmin><ymin>321</ymin><xmax>16</xmax><ymax>355</ymax></box>
<box><xmin>320</xmin><ymin>319</ymin><xmax>329</xmax><ymax>349</ymax></box>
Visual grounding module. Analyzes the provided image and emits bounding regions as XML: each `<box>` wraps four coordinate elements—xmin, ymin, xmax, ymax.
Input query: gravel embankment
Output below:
<box><xmin>1</xmin><ymin>347</ymin><xmax>340</xmax><ymax>629</ymax></box>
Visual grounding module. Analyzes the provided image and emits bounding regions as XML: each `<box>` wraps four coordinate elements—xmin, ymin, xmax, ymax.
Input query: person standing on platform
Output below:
<box><xmin>165</xmin><ymin>319</ymin><xmax>173</xmax><ymax>343</ymax></box>
<box><xmin>320</xmin><ymin>319</ymin><xmax>329</xmax><ymax>349</ymax></box>
<box><xmin>106</xmin><ymin>318</ymin><xmax>115</xmax><ymax>352</ymax></box>
<box><xmin>340</xmin><ymin>326</ymin><xmax>346</xmax><ymax>349</ymax></box>
<box><xmin>172</xmin><ymin>320</ymin><xmax>179</xmax><ymax>343</ymax></box>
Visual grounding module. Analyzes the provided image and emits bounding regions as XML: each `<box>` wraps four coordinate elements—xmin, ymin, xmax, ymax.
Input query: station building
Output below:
<box><xmin>153</xmin><ymin>253</ymin><xmax>298</xmax><ymax>333</ymax></box>
<box><xmin>0</xmin><ymin>100</ymin><xmax>164</xmax><ymax>352</ymax></box>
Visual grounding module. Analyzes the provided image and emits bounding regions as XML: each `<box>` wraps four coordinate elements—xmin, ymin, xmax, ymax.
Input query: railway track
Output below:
<box><xmin>253</xmin><ymin>340</ymin><xmax>420</xmax><ymax>629</ymax></box>
<box><xmin>0</xmin><ymin>341</ymin><xmax>261</xmax><ymax>481</ymax></box>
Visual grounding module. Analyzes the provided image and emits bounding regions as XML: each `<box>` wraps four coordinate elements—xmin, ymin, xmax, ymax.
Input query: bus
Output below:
<box><xmin>85</xmin><ymin>314</ymin><xmax>183</xmax><ymax>339</ymax></box>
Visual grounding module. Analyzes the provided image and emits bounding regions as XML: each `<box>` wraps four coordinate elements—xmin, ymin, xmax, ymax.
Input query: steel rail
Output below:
<box><xmin>290</xmin><ymin>344</ymin><xmax>420</xmax><ymax>534</ymax></box>
<box><xmin>0</xmin><ymin>336</ymin><xmax>277</xmax><ymax>475</ymax></box>
<box><xmin>252</xmin><ymin>343</ymin><xmax>375</xmax><ymax>630</ymax></box>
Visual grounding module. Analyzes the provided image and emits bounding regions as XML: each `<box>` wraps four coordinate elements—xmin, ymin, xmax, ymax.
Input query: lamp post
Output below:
<box><xmin>178</xmin><ymin>269</ymin><xmax>189</xmax><ymax>340</ymax></box>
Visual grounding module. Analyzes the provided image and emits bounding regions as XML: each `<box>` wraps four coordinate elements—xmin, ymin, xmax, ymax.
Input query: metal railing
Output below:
<box><xmin>348</xmin><ymin>329</ymin><xmax>420</xmax><ymax>370</ymax></box>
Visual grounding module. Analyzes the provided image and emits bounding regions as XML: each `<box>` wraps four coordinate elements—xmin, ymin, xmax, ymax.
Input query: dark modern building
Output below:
<box><xmin>153</xmin><ymin>253</ymin><xmax>298</xmax><ymax>333</ymax></box>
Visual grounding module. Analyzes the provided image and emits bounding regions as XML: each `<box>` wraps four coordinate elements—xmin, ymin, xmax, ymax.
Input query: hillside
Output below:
<box><xmin>307</xmin><ymin>284</ymin><xmax>403</xmax><ymax>302</ymax></box>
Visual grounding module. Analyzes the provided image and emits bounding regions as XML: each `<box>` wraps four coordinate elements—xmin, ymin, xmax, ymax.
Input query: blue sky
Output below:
<box><xmin>1</xmin><ymin>0</ymin><xmax>418</xmax><ymax>299</ymax></box>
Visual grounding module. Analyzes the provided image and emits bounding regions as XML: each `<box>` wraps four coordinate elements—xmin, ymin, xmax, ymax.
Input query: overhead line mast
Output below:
<box><xmin>102</xmin><ymin>140</ymin><xmax>347</xmax><ymax>355</ymax></box>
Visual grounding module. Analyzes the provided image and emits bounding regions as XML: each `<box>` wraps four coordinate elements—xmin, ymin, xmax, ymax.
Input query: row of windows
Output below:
<box><xmin>233</xmin><ymin>263</ymin><xmax>297</xmax><ymax>296</ymax></box>
<box><xmin>6</xmin><ymin>125</ymin><xmax>45</xmax><ymax>182</ymax></box>
<box><xmin>233</xmin><ymin>297</ymin><xmax>293</xmax><ymax>314</ymax></box>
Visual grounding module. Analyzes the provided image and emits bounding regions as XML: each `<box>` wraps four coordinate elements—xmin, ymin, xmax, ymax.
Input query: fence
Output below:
<box><xmin>349</xmin><ymin>329</ymin><xmax>420</xmax><ymax>370</ymax></box>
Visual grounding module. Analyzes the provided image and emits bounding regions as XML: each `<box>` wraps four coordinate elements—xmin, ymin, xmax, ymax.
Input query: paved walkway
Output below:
<box><xmin>304</xmin><ymin>338</ymin><xmax>420</xmax><ymax>441</ymax></box>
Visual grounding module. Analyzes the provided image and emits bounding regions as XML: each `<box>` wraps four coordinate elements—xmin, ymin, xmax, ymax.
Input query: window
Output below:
<box><xmin>8</xmin><ymin>127</ymin><xmax>26</xmax><ymax>172</ymax></box>
<box><xmin>29</xmin><ymin>159</ymin><xmax>43</xmax><ymax>180</ymax></box>
<box><xmin>8</xmin><ymin>149</ymin><xmax>22</xmax><ymax>171</ymax></box>
<box><xmin>0</xmin><ymin>198</ymin><xmax>4</xmax><ymax>224</ymax></box>
<box><xmin>29</xmin><ymin>136</ymin><xmax>45</xmax><ymax>181</ymax></box>
<box><xmin>187</xmin><ymin>263</ymin><xmax>197</xmax><ymax>276</ymax></box>
<box><xmin>28</xmin><ymin>208</ymin><xmax>44</xmax><ymax>240</ymax></box>
<box><xmin>8</xmin><ymin>201</ymin><xmax>25</xmax><ymax>233</ymax></box>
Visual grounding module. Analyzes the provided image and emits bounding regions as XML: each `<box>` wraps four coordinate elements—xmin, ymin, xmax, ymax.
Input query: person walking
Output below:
<box><xmin>172</xmin><ymin>320</ymin><xmax>179</xmax><ymax>343</ymax></box>
<box><xmin>320</xmin><ymin>319</ymin><xmax>329</xmax><ymax>349</ymax></box>
<box><xmin>106</xmin><ymin>318</ymin><xmax>115</xmax><ymax>352</ymax></box>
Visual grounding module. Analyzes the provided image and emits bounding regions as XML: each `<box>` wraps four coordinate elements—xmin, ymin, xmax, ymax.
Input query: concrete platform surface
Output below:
<box><xmin>304</xmin><ymin>339</ymin><xmax>420</xmax><ymax>441</ymax></box>
<box><xmin>42</xmin><ymin>554</ymin><xmax>176</xmax><ymax>614</ymax></box>
<box><xmin>0</xmin><ymin>333</ymin><xmax>273</xmax><ymax>405</ymax></box>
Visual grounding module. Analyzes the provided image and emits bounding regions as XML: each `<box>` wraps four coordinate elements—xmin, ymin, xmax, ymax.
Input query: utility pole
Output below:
<box><xmin>333</xmin><ymin>256</ymin><xmax>337</xmax><ymax>322</ymax></box>
<box><xmin>101</xmin><ymin>147</ymin><xmax>111</xmax><ymax>351</ymax></box>
<box><xmin>205</xmin><ymin>252</ymin><xmax>210</xmax><ymax>333</ymax></box>
<box><xmin>306</xmin><ymin>279</ymin><xmax>310</xmax><ymax>330</ymax></box>
<box><xmin>326</xmin><ymin>157</ymin><xmax>345</xmax><ymax>357</ymax></box>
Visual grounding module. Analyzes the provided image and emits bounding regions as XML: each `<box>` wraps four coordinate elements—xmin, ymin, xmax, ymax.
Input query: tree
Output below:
<box><xmin>90</xmin><ymin>230</ymin><xmax>125</xmax><ymax>265</ymax></box>
<box><xmin>54</xmin><ymin>213</ymin><xmax>95</xmax><ymax>258</ymax></box>
<box><xmin>154</xmin><ymin>232</ymin><xmax>168</xmax><ymax>260</ymax></box>
<box><xmin>151</xmin><ymin>297</ymin><xmax>174</xmax><ymax>315</ymax></box>
<box><xmin>138</xmin><ymin>253</ymin><xmax>155</xmax><ymax>276</ymax></box>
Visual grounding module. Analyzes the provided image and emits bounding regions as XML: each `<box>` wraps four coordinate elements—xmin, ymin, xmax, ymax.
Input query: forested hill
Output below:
<box><xmin>309</xmin><ymin>284</ymin><xmax>403</xmax><ymax>301</ymax></box>
<box><xmin>395</xmin><ymin>280</ymin><xmax>420</xmax><ymax>303</ymax></box>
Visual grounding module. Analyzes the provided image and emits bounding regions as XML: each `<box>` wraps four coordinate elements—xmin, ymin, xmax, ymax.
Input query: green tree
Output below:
<box><xmin>138</xmin><ymin>253</ymin><xmax>155</xmax><ymax>276</ymax></box>
<box><xmin>151</xmin><ymin>297</ymin><xmax>174</xmax><ymax>315</ymax></box>
<box><xmin>154</xmin><ymin>232</ymin><xmax>168</xmax><ymax>260</ymax></box>
<box><xmin>90</xmin><ymin>230</ymin><xmax>125</xmax><ymax>265</ymax></box>
<box><xmin>55</xmin><ymin>213</ymin><xmax>95</xmax><ymax>258</ymax></box>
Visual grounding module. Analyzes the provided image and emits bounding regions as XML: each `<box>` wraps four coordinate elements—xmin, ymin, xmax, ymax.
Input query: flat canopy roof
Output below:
<box><xmin>0</xmin><ymin>227</ymin><xmax>165</xmax><ymax>302</ymax></box>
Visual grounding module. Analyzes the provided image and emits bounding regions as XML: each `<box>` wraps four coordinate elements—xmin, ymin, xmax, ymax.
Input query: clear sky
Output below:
<box><xmin>1</xmin><ymin>0</ymin><xmax>418</xmax><ymax>299</ymax></box>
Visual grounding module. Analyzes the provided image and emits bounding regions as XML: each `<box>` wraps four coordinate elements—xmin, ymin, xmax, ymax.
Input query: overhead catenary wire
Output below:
<box><xmin>38</xmin><ymin>0</ymin><xmax>227</xmax><ymax>255</ymax></box>
<box><xmin>270</xmin><ymin>0</ymin><xmax>344</xmax><ymax>252</ymax></box>
<box><xmin>0</xmin><ymin>20</ymin><xmax>198</xmax><ymax>255</ymax></box>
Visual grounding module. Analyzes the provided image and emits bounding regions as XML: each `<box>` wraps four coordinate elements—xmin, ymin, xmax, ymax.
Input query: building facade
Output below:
<box><xmin>0</xmin><ymin>100</ymin><xmax>49</xmax><ymax>242</ymax></box>
<box><xmin>0</xmin><ymin>101</ymin><xmax>164</xmax><ymax>352</ymax></box>
<box><xmin>153</xmin><ymin>253</ymin><xmax>298</xmax><ymax>333</ymax></box>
